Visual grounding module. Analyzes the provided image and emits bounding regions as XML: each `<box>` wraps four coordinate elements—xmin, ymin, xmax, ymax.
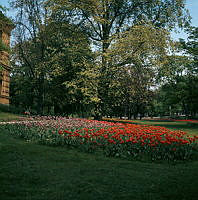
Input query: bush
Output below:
<box><xmin>0</xmin><ymin>103</ymin><xmax>23</xmax><ymax>114</ymax></box>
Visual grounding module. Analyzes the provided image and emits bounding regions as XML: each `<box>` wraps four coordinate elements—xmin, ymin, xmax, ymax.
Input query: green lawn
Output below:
<box><xmin>0</xmin><ymin>112</ymin><xmax>25</xmax><ymax>122</ymax></box>
<box><xmin>0</xmin><ymin>129</ymin><xmax>198</xmax><ymax>200</ymax></box>
<box><xmin>104</xmin><ymin>118</ymin><xmax>198</xmax><ymax>135</ymax></box>
<box><xmin>134</xmin><ymin>120</ymin><xmax>198</xmax><ymax>135</ymax></box>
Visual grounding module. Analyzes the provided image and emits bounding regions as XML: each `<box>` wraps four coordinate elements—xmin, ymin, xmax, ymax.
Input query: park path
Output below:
<box><xmin>0</xmin><ymin>120</ymin><xmax>38</xmax><ymax>125</ymax></box>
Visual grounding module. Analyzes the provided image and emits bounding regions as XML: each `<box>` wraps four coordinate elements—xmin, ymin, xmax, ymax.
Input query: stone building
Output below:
<box><xmin>0</xmin><ymin>18</ymin><xmax>14</xmax><ymax>105</ymax></box>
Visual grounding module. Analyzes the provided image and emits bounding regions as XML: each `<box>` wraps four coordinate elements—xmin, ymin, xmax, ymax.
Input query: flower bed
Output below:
<box><xmin>1</xmin><ymin>117</ymin><xmax>197</xmax><ymax>161</ymax></box>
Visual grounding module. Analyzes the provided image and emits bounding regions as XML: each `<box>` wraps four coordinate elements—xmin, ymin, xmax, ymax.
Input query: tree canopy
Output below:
<box><xmin>7</xmin><ymin>0</ymin><xmax>198</xmax><ymax>119</ymax></box>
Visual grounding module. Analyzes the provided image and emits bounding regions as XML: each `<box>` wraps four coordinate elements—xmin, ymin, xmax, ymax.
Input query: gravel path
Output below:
<box><xmin>0</xmin><ymin>120</ymin><xmax>37</xmax><ymax>125</ymax></box>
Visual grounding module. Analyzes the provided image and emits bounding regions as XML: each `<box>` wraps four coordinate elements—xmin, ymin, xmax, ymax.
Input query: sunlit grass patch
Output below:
<box><xmin>0</xmin><ymin>112</ymin><xmax>25</xmax><ymax>122</ymax></box>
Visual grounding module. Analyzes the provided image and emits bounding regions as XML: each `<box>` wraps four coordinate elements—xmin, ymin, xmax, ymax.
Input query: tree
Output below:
<box><xmin>154</xmin><ymin>26</ymin><xmax>198</xmax><ymax>118</ymax></box>
<box><xmin>99</xmin><ymin>22</ymin><xmax>173</xmax><ymax>119</ymax></box>
<box><xmin>42</xmin><ymin>21</ymin><xmax>98</xmax><ymax>116</ymax></box>
<box><xmin>49</xmin><ymin>0</ymin><xmax>190</xmax><ymax>53</ymax></box>
<box><xmin>180</xmin><ymin>26</ymin><xmax>198</xmax><ymax>74</ymax></box>
<box><xmin>177</xmin><ymin>27</ymin><xmax>198</xmax><ymax>117</ymax></box>
<box><xmin>0</xmin><ymin>5</ymin><xmax>13</xmax><ymax>52</ymax></box>
<box><xmin>48</xmin><ymin>0</ymin><xmax>190</xmax><ymax>118</ymax></box>
<box><xmin>9</xmin><ymin>0</ymin><xmax>191</xmax><ymax>117</ymax></box>
<box><xmin>10</xmin><ymin>0</ymin><xmax>96</xmax><ymax>115</ymax></box>
<box><xmin>9</xmin><ymin>0</ymin><xmax>51</xmax><ymax>113</ymax></box>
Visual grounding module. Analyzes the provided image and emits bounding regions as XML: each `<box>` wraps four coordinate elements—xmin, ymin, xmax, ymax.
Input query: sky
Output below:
<box><xmin>1</xmin><ymin>0</ymin><xmax>198</xmax><ymax>41</ymax></box>
<box><xmin>171</xmin><ymin>0</ymin><xmax>198</xmax><ymax>40</ymax></box>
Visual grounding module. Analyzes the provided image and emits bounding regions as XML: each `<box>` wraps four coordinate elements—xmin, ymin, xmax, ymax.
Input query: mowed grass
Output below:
<box><xmin>0</xmin><ymin>129</ymin><xmax>198</xmax><ymax>200</ymax></box>
<box><xmin>104</xmin><ymin>118</ymin><xmax>198</xmax><ymax>135</ymax></box>
<box><xmin>0</xmin><ymin>112</ymin><xmax>25</xmax><ymax>122</ymax></box>
<box><xmin>134</xmin><ymin>120</ymin><xmax>198</xmax><ymax>135</ymax></box>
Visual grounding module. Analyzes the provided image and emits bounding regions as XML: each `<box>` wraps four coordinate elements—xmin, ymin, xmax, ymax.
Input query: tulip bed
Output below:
<box><xmin>2</xmin><ymin>116</ymin><xmax>198</xmax><ymax>161</ymax></box>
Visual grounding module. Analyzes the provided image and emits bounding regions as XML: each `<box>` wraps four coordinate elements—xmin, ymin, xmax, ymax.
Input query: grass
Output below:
<box><xmin>104</xmin><ymin>118</ymin><xmax>198</xmax><ymax>135</ymax></box>
<box><xmin>0</xmin><ymin>128</ymin><xmax>198</xmax><ymax>200</ymax></box>
<box><xmin>0</xmin><ymin>112</ymin><xmax>25</xmax><ymax>122</ymax></box>
<box><xmin>134</xmin><ymin>120</ymin><xmax>198</xmax><ymax>135</ymax></box>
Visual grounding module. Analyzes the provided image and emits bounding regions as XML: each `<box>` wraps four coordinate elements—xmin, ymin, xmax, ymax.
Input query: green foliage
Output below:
<box><xmin>0</xmin><ymin>6</ymin><xmax>13</xmax><ymax>25</ymax></box>
<box><xmin>154</xmin><ymin>26</ymin><xmax>198</xmax><ymax>118</ymax></box>
<box><xmin>47</xmin><ymin>0</ymin><xmax>190</xmax><ymax>118</ymax></box>
<box><xmin>10</xmin><ymin>1</ymin><xmax>96</xmax><ymax>116</ymax></box>
<box><xmin>0</xmin><ymin>103</ymin><xmax>23</xmax><ymax>114</ymax></box>
<box><xmin>180</xmin><ymin>26</ymin><xmax>198</xmax><ymax>74</ymax></box>
<box><xmin>156</xmin><ymin>76</ymin><xmax>198</xmax><ymax>117</ymax></box>
<box><xmin>0</xmin><ymin>5</ymin><xmax>13</xmax><ymax>53</ymax></box>
<box><xmin>107</xmin><ymin>23</ymin><xmax>172</xmax><ymax>65</ymax></box>
<box><xmin>99</xmin><ymin>23</ymin><xmax>172</xmax><ymax>118</ymax></box>
<box><xmin>9</xmin><ymin>0</ymin><xmax>192</xmax><ymax>118</ymax></box>
<box><xmin>0</xmin><ymin>39</ymin><xmax>10</xmax><ymax>52</ymax></box>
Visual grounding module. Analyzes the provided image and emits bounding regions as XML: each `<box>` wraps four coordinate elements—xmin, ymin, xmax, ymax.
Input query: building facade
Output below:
<box><xmin>0</xmin><ymin>21</ymin><xmax>14</xmax><ymax>104</ymax></box>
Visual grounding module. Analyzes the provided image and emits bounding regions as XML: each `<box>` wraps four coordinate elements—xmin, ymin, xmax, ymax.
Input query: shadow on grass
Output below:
<box><xmin>0</xmin><ymin>129</ymin><xmax>198</xmax><ymax>200</ymax></box>
<box><xmin>141</xmin><ymin>119</ymin><xmax>175</xmax><ymax>122</ymax></box>
<box><xmin>139</xmin><ymin>120</ymin><xmax>198</xmax><ymax>132</ymax></box>
<box><xmin>104</xmin><ymin>119</ymin><xmax>198</xmax><ymax>135</ymax></box>
<box><xmin>150</xmin><ymin>123</ymin><xmax>198</xmax><ymax>129</ymax></box>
